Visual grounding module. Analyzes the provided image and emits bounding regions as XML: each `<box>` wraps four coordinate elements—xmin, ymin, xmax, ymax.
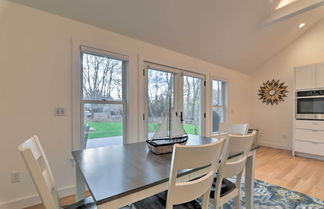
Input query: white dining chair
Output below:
<box><xmin>18</xmin><ymin>135</ymin><xmax>96</xmax><ymax>209</ymax></box>
<box><xmin>219</xmin><ymin>123</ymin><xmax>249</xmax><ymax>135</ymax></box>
<box><xmin>210</xmin><ymin>130</ymin><xmax>256</xmax><ymax>209</ymax></box>
<box><xmin>133</xmin><ymin>138</ymin><xmax>225</xmax><ymax>209</ymax></box>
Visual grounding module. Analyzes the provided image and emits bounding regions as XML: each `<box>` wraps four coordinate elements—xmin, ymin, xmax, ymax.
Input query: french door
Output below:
<box><xmin>144</xmin><ymin>62</ymin><xmax>205</xmax><ymax>139</ymax></box>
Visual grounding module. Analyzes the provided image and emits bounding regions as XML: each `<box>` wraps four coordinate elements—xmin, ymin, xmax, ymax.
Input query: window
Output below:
<box><xmin>212</xmin><ymin>79</ymin><xmax>227</xmax><ymax>132</ymax></box>
<box><xmin>81</xmin><ymin>47</ymin><xmax>127</xmax><ymax>149</ymax></box>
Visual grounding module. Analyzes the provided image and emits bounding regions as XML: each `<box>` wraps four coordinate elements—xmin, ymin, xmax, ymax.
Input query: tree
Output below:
<box><xmin>82</xmin><ymin>53</ymin><xmax>122</xmax><ymax>101</ymax></box>
<box><xmin>82</xmin><ymin>53</ymin><xmax>123</xmax><ymax>119</ymax></box>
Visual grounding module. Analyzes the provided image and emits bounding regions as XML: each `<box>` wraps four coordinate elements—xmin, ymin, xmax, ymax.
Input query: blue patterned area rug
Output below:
<box><xmin>130</xmin><ymin>179</ymin><xmax>324</xmax><ymax>209</ymax></box>
<box><xmin>214</xmin><ymin>178</ymin><xmax>324</xmax><ymax>209</ymax></box>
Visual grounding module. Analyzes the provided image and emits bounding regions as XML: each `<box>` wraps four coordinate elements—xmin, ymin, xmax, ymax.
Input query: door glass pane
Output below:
<box><xmin>212</xmin><ymin>79</ymin><xmax>227</xmax><ymax>132</ymax></box>
<box><xmin>213</xmin><ymin>80</ymin><xmax>223</xmax><ymax>106</ymax></box>
<box><xmin>212</xmin><ymin>107</ymin><xmax>225</xmax><ymax>132</ymax></box>
<box><xmin>147</xmin><ymin>69</ymin><xmax>174</xmax><ymax>139</ymax></box>
<box><xmin>83</xmin><ymin>103</ymin><xmax>123</xmax><ymax>149</ymax></box>
<box><xmin>82</xmin><ymin>53</ymin><xmax>123</xmax><ymax>101</ymax></box>
<box><xmin>183</xmin><ymin>76</ymin><xmax>202</xmax><ymax>135</ymax></box>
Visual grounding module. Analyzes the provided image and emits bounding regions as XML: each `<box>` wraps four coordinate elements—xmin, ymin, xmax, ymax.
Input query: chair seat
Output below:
<box><xmin>62</xmin><ymin>197</ymin><xmax>97</xmax><ymax>209</ymax></box>
<box><xmin>210</xmin><ymin>178</ymin><xmax>236</xmax><ymax>198</ymax></box>
<box><xmin>133</xmin><ymin>191</ymin><xmax>201</xmax><ymax>209</ymax></box>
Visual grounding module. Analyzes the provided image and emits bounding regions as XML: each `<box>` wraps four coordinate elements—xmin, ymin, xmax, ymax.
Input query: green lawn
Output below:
<box><xmin>86</xmin><ymin>122</ymin><xmax>199</xmax><ymax>139</ymax></box>
<box><xmin>87</xmin><ymin>122</ymin><xmax>123</xmax><ymax>139</ymax></box>
<box><xmin>183</xmin><ymin>124</ymin><xmax>199</xmax><ymax>135</ymax></box>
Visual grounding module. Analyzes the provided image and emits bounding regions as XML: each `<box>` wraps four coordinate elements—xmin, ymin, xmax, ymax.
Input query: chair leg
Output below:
<box><xmin>214</xmin><ymin>200</ymin><xmax>222</xmax><ymax>209</ymax></box>
<box><xmin>201</xmin><ymin>190</ymin><xmax>210</xmax><ymax>209</ymax></box>
<box><xmin>234</xmin><ymin>193</ymin><xmax>240</xmax><ymax>208</ymax></box>
<box><xmin>235</xmin><ymin>173</ymin><xmax>243</xmax><ymax>209</ymax></box>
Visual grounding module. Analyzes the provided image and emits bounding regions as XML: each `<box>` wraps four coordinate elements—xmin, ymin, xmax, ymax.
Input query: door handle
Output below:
<box><xmin>180</xmin><ymin>112</ymin><xmax>184</xmax><ymax>123</ymax></box>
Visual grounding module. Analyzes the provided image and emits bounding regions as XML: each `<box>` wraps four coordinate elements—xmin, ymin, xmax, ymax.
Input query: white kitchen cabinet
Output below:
<box><xmin>294</xmin><ymin>120</ymin><xmax>324</xmax><ymax>157</ymax></box>
<box><xmin>295</xmin><ymin>120</ymin><xmax>324</xmax><ymax>130</ymax></box>
<box><xmin>295</xmin><ymin>64</ymin><xmax>316</xmax><ymax>90</ymax></box>
<box><xmin>294</xmin><ymin>62</ymin><xmax>324</xmax><ymax>159</ymax></box>
<box><xmin>316</xmin><ymin>63</ymin><xmax>324</xmax><ymax>88</ymax></box>
<box><xmin>295</xmin><ymin>129</ymin><xmax>324</xmax><ymax>143</ymax></box>
<box><xmin>295</xmin><ymin>63</ymin><xmax>324</xmax><ymax>90</ymax></box>
<box><xmin>295</xmin><ymin>140</ymin><xmax>324</xmax><ymax>157</ymax></box>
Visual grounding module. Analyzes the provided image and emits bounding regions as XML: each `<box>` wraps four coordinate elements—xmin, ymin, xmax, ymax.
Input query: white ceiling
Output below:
<box><xmin>11</xmin><ymin>0</ymin><xmax>324</xmax><ymax>73</ymax></box>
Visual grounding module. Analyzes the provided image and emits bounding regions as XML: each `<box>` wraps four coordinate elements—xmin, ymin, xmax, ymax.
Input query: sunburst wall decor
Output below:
<box><xmin>258</xmin><ymin>79</ymin><xmax>288</xmax><ymax>105</ymax></box>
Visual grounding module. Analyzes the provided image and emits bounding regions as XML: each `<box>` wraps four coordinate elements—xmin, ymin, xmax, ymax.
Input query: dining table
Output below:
<box><xmin>72</xmin><ymin>135</ymin><xmax>259</xmax><ymax>209</ymax></box>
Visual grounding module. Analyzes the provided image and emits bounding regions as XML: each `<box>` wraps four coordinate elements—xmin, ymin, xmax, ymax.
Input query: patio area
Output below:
<box><xmin>86</xmin><ymin>136</ymin><xmax>123</xmax><ymax>148</ymax></box>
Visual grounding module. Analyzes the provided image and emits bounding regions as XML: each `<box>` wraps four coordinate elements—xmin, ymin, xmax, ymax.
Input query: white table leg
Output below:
<box><xmin>245</xmin><ymin>150</ymin><xmax>256</xmax><ymax>209</ymax></box>
<box><xmin>76</xmin><ymin>165</ymin><xmax>86</xmax><ymax>201</ymax></box>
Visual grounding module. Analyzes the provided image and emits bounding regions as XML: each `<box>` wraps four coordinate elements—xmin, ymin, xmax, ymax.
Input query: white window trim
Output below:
<box><xmin>72</xmin><ymin>39</ymin><xmax>136</xmax><ymax>150</ymax></box>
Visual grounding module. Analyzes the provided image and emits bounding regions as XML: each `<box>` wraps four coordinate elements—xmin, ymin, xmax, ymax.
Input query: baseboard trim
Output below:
<box><xmin>295</xmin><ymin>152</ymin><xmax>324</xmax><ymax>161</ymax></box>
<box><xmin>0</xmin><ymin>185</ymin><xmax>75</xmax><ymax>209</ymax></box>
<box><xmin>257</xmin><ymin>141</ymin><xmax>292</xmax><ymax>151</ymax></box>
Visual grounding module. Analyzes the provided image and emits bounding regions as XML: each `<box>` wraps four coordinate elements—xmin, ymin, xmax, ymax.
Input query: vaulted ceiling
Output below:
<box><xmin>11</xmin><ymin>0</ymin><xmax>324</xmax><ymax>73</ymax></box>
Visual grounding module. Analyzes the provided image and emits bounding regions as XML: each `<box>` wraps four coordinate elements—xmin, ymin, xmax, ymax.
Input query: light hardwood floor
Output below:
<box><xmin>255</xmin><ymin>147</ymin><xmax>324</xmax><ymax>200</ymax></box>
<box><xmin>26</xmin><ymin>147</ymin><xmax>324</xmax><ymax>209</ymax></box>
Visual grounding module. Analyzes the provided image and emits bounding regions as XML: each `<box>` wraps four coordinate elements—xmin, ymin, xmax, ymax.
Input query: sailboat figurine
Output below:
<box><xmin>146</xmin><ymin>110</ymin><xmax>188</xmax><ymax>154</ymax></box>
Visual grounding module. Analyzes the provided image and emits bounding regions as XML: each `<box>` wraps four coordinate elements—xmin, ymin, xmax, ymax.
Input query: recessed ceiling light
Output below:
<box><xmin>298</xmin><ymin>23</ymin><xmax>306</xmax><ymax>29</ymax></box>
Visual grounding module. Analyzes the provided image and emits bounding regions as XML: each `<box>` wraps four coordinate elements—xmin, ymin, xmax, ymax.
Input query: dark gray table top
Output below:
<box><xmin>72</xmin><ymin>135</ymin><xmax>259</xmax><ymax>205</ymax></box>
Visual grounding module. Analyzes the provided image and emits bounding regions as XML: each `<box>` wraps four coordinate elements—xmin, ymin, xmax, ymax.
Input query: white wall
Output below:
<box><xmin>0</xmin><ymin>0</ymin><xmax>252</xmax><ymax>207</ymax></box>
<box><xmin>251</xmin><ymin>19</ymin><xmax>324</xmax><ymax>150</ymax></box>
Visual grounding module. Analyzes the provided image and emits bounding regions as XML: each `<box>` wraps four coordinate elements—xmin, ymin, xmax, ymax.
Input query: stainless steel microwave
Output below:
<box><xmin>296</xmin><ymin>90</ymin><xmax>324</xmax><ymax>120</ymax></box>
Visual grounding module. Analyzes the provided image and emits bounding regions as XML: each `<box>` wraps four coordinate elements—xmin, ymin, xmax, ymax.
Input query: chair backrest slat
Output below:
<box><xmin>18</xmin><ymin>136</ymin><xmax>60</xmax><ymax>209</ymax></box>
<box><xmin>222</xmin><ymin>157</ymin><xmax>247</xmax><ymax>179</ymax></box>
<box><xmin>171</xmin><ymin>142</ymin><xmax>222</xmax><ymax>170</ymax></box>
<box><xmin>226</xmin><ymin>134</ymin><xmax>253</xmax><ymax>154</ymax></box>
<box><xmin>219</xmin><ymin>123</ymin><xmax>249</xmax><ymax>135</ymax></box>
<box><xmin>166</xmin><ymin>139</ymin><xmax>225</xmax><ymax>208</ymax></box>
